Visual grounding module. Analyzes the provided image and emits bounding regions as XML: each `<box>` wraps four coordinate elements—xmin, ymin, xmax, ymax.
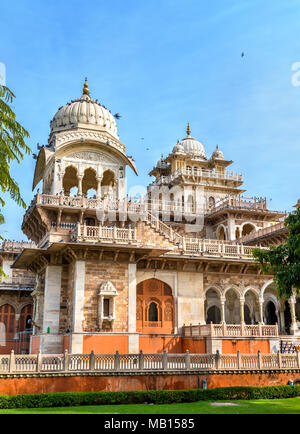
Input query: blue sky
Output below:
<box><xmin>1</xmin><ymin>0</ymin><xmax>300</xmax><ymax>241</ymax></box>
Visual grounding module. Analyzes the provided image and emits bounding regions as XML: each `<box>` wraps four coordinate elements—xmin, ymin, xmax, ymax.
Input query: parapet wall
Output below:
<box><xmin>0</xmin><ymin>370</ymin><xmax>298</xmax><ymax>395</ymax></box>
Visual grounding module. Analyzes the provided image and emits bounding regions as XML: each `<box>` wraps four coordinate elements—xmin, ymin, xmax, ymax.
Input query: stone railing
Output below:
<box><xmin>182</xmin><ymin>323</ymin><xmax>279</xmax><ymax>338</ymax></box>
<box><xmin>180</xmin><ymin>238</ymin><xmax>267</xmax><ymax>259</ymax></box>
<box><xmin>25</xmin><ymin>193</ymin><xmax>284</xmax><ymax>221</ymax></box>
<box><xmin>1</xmin><ymin>349</ymin><xmax>299</xmax><ymax>373</ymax></box>
<box><xmin>70</xmin><ymin>224</ymin><xmax>137</xmax><ymax>244</ymax></box>
<box><xmin>150</xmin><ymin>169</ymin><xmax>243</xmax><ymax>187</ymax></box>
<box><xmin>0</xmin><ymin>240</ymin><xmax>36</xmax><ymax>251</ymax></box>
<box><xmin>207</xmin><ymin>196</ymin><xmax>269</xmax><ymax>214</ymax></box>
<box><xmin>238</xmin><ymin>221</ymin><xmax>287</xmax><ymax>244</ymax></box>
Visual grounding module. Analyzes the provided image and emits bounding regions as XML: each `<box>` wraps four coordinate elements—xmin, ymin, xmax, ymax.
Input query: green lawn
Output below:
<box><xmin>0</xmin><ymin>398</ymin><xmax>300</xmax><ymax>414</ymax></box>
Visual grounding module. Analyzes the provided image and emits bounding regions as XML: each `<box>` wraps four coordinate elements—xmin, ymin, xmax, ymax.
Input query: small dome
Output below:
<box><xmin>157</xmin><ymin>155</ymin><xmax>168</xmax><ymax>168</ymax></box>
<box><xmin>211</xmin><ymin>145</ymin><xmax>224</xmax><ymax>160</ymax></box>
<box><xmin>172</xmin><ymin>141</ymin><xmax>185</xmax><ymax>154</ymax></box>
<box><xmin>50</xmin><ymin>79</ymin><xmax>118</xmax><ymax>139</ymax></box>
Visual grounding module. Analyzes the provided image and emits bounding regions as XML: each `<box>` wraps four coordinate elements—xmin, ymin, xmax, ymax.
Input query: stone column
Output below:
<box><xmin>96</xmin><ymin>177</ymin><xmax>103</xmax><ymax>198</ymax></box>
<box><xmin>128</xmin><ymin>263</ymin><xmax>139</xmax><ymax>353</ymax></box>
<box><xmin>259</xmin><ymin>298</ymin><xmax>264</xmax><ymax>324</ymax></box>
<box><xmin>78</xmin><ymin>175</ymin><xmax>83</xmax><ymax>195</ymax></box>
<box><xmin>41</xmin><ymin>265</ymin><xmax>63</xmax><ymax>354</ymax></box>
<box><xmin>52</xmin><ymin>162</ymin><xmax>63</xmax><ymax>195</ymax></box>
<box><xmin>220</xmin><ymin>298</ymin><xmax>226</xmax><ymax>324</ymax></box>
<box><xmin>70</xmin><ymin>261</ymin><xmax>86</xmax><ymax>353</ymax></box>
<box><xmin>227</xmin><ymin>216</ymin><xmax>236</xmax><ymax>241</ymax></box>
<box><xmin>279</xmin><ymin>301</ymin><xmax>285</xmax><ymax>334</ymax></box>
<box><xmin>240</xmin><ymin>298</ymin><xmax>245</xmax><ymax>324</ymax></box>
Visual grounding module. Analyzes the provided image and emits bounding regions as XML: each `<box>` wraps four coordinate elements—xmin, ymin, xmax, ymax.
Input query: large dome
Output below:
<box><xmin>50</xmin><ymin>79</ymin><xmax>118</xmax><ymax>139</ymax></box>
<box><xmin>177</xmin><ymin>124</ymin><xmax>206</xmax><ymax>159</ymax></box>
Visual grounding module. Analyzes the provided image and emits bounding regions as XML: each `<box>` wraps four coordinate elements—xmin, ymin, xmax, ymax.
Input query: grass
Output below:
<box><xmin>0</xmin><ymin>398</ymin><xmax>300</xmax><ymax>414</ymax></box>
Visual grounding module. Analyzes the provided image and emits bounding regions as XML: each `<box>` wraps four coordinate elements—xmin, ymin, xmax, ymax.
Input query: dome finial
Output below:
<box><xmin>83</xmin><ymin>77</ymin><xmax>89</xmax><ymax>95</ymax></box>
<box><xmin>187</xmin><ymin>122</ymin><xmax>191</xmax><ymax>136</ymax></box>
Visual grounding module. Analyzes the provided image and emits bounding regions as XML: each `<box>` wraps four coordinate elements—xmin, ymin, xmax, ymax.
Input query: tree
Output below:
<box><xmin>0</xmin><ymin>84</ymin><xmax>31</xmax><ymax>274</ymax></box>
<box><xmin>253</xmin><ymin>208</ymin><xmax>300</xmax><ymax>299</ymax></box>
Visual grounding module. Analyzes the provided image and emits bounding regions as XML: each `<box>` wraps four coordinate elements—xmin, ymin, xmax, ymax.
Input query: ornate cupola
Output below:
<box><xmin>31</xmin><ymin>79</ymin><xmax>137</xmax><ymax>195</ymax></box>
<box><xmin>22</xmin><ymin>79</ymin><xmax>138</xmax><ymax>245</ymax></box>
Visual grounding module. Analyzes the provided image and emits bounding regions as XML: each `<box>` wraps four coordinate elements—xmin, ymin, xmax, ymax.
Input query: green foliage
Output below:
<box><xmin>253</xmin><ymin>208</ymin><xmax>300</xmax><ymax>298</ymax></box>
<box><xmin>0</xmin><ymin>386</ymin><xmax>299</xmax><ymax>409</ymax></box>
<box><xmin>0</xmin><ymin>84</ymin><xmax>31</xmax><ymax>227</ymax></box>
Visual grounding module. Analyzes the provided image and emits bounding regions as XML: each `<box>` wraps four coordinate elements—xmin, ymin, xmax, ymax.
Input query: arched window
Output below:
<box><xmin>136</xmin><ymin>279</ymin><xmax>174</xmax><ymax>334</ymax></box>
<box><xmin>149</xmin><ymin>302</ymin><xmax>158</xmax><ymax>322</ymax></box>
<box><xmin>19</xmin><ymin>305</ymin><xmax>33</xmax><ymax>332</ymax></box>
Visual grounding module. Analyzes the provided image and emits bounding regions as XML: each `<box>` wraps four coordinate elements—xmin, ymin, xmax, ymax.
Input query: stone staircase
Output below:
<box><xmin>143</xmin><ymin>211</ymin><xmax>183</xmax><ymax>247</ymax></box>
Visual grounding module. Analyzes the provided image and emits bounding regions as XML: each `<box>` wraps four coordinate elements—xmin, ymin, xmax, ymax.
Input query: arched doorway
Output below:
<box><xmin>82</xmin><ymin>168</ymin><xmax>97</xmax><ymax>197</ymax></box>
<box><xmin>63</xmin><ymin>166</ymin><xmax>78</xmax><ymax>196</ymax></box>
<box><xmin>205</xmin><ymin>288</ymin><xmax>221</xmax><ymax>324</ymax></box>
<box><xmin>101</xmin><ymin>170</ymin><xmax>116</xmax><ymax>199</ymax></box>
<box><xmin>225</xmin><ymin>289</ymin><xmax>240</xmax><ymax>324</ymax></box>
<box><xmin>244</xmin><ymin>290</ymin><xmax>259</xmax><ymax>324</ymax></box>
<box><xmin>217</xmin><ymin>226</ymin><xmax>226</xmax><ymax>241</ymax></box>
<box><xmin>206</xmin><ymin>306</ymin><xmax>221</xmax><ymax>324</ymax></box>
<box><xmin>136</xmin><ymin>279</ymin><xmax>174</xmax><ymax>334</ymax></box>
<box><xmin>265</xmin><ymin>301</ymin><xmax>277</xmax><ymax>325</ymax></box>
<box><xmin>242</xmin><ymin>223</ymin><xmax>255</xmax><ymax>237</ymax></box>
<box><xmin>284</xmin><ymin>301</ymin><xmax>292</xmax><ymax>334</ymax></box>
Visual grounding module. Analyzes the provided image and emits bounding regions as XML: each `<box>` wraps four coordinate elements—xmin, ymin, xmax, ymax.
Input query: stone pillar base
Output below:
<box><xmin>40</xmin><ymin>334</ymin><xmax>63</xmax><ymax>354</ymax></box>
<box><xmin>70</xmin><ymin>333</ymin><xmax>84</xmax><ymax>354</ymax></box>
<box><xmin>128</xmin><ymin>334</ymin><xmax>139</xmax><ymax>354</ymax></box>
<box><xmin>206</xmin><ymin>338</ymin><xmax>222</xmax><ymax>354</ymax></box>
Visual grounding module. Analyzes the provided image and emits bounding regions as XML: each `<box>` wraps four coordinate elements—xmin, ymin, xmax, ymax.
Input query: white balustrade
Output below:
<box><xmin>182</xmin><ymin>323</ymin><xmax>278</xmax><ymax>338</ymax></box>
<box><xmin>2</xmin><ymin>349</ymin><xmax>298</xmax><ymax>374</ymax></box>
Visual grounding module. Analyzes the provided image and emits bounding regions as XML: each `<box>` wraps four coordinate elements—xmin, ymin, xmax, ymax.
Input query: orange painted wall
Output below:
<box><xmin>139</xmin><ymin>336</ymin><xmax>183</xmax><ymax>353</ymax></box>
<box><xmin>222</xmin><ymin>339</ymin><xmax>270</xmax><ymax>354</ymax></box>
<box><xmin>182</xmin><ymin>339</ymin><xmax>206</xmax><ymax>354</ymax></box>
<box><xmin>83</xmin><ymin>335</ymin><xmax>128</xmax><ymax>354</ymax></box>
<box><xmin>0</xmin><ymin>371</ymin><xmax>296</xmax><ymax>395</ymax></box>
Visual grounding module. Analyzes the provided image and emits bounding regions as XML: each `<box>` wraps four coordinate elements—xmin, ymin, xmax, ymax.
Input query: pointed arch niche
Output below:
<box><xmin>136</xmin><ymin>278</ymin><xmax>174</xmax><ymax>334</ymax></box>
<box><xmin>98</xmin><ymin>281</ymin><xmax>118</xmax><ymax>331</ymax></box>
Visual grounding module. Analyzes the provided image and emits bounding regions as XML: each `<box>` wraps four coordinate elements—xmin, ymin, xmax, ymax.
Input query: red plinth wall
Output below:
<box><xmin>0</xmin><ymin>371</ymin><xmax>298</xmax><ymax>395</ymax></box>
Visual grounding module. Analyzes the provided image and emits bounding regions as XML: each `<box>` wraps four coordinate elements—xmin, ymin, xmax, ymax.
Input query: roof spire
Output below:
<box><xmin>187</xmin><ymin>122</ymin><xmax>191</xmax><ymax>136</ymax></box>
<box><xmin>83</xmin><ymin>77</ymin><xmax>90</xmax><ymax>95</ymax></box>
